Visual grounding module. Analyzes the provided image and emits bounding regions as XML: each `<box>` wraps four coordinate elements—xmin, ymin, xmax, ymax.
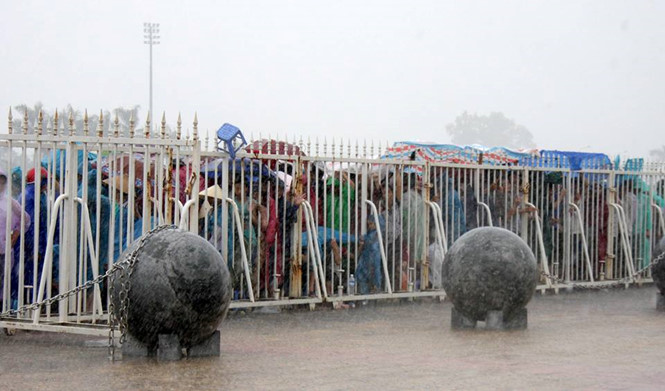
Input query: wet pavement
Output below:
<box><xmin>1</xmin><ymin>287</ymin><xmax>664</xmax><ymax>390</ymax></box>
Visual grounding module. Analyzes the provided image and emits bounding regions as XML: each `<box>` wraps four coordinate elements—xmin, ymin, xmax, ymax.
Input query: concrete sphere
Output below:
<box><xmin>653</xmin><ymin>237</ymin><xmax>665</xmax><ymax>295</ymax></box>
<box><xmin>112</xmin><ymin>227</ymin><xmax>231</xmax><ymax>349</ymax></box>
<box><xmin>442</xmin><ymin>227</ymin><xmax>538</xmax><ymax>322</ymax></box>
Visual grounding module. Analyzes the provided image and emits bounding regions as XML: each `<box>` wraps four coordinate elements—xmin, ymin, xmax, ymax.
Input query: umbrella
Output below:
<box><xmin>380</xmin><ymin>142</ymin><xmax>527</xmax><ymax>176</ymax></box>
<box><xmin>245</xmin><ymin>139</ymin><xmax>306</xmax><ymax>173</ymax></box>
<box><xmin>200</xmin><ymin>157</ymin><xmax>279</xmax><ymax>183</ymax></box>
<box><xmin>245</xmin><ymin>139</ymin><xmax>304</xmax><ymax>157</ymax></box>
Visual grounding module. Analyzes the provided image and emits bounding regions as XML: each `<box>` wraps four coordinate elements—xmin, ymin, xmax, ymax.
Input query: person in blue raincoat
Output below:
<box><xmin>104</xmin><ymin>175</ymin><xmax>145</xmax><ymax>263</ymax></box>
<box><xmin>355</xmin><ymin>215</ymin><xmax>385</xmax><ymax>295</ymax></box>
<box><xmin>11</xmin><ymin>167</ymin><xmax>59</xmax><ymax>306</ymax></box>
<box><xmin>77</xmin><ymin>168</ymin><xmax>112</xmax><ymax>279</ymax></box>
<box><xmin>204</xmin><ymin>176</ymin><xmax>259</xmax><ymax>295</ymax></box>
<box><xmin>432</xmin><ymin>171</ymin><xmax>466</xmax><ymax>245</ymax></box>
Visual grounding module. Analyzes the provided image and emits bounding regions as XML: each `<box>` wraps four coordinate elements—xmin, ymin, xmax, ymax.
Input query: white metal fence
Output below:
<box><xmin>1</xmin><ymin>110</ymin><xmax>664</xmax><ymax>335</ymax></box>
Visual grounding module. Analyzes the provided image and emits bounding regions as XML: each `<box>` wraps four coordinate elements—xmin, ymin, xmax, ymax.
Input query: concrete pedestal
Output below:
<box><xmin>452</xmin><ymin>307</ymin><xmax>528</xmax><ymax>331</ymax></box>
<box><xmin>451</xmin><ymin>307</ymin><xmax>476</xmax><ymax>330</ymax></box>
<box><xmin>657</xmin><ymin>294</ymin><xmax>665</xmax><ymax>311</ymax></box>
<box><xmin>122</xmin><ymin>333</ymin><xmax>151</xmax><ymax>357</ymax></box>
<box><xmin>188</xmin><ymin>330</ymin><xmax>221</xmax><ymax>357</ymax></box>
<box><xmin>158</xmin><ymin>334</ymin><xmax>182</xmax><ymax>361</ymax></box>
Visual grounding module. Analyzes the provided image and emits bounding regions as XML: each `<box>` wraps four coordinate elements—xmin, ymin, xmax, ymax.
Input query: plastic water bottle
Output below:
<box><xmin>348</xmin><ymin>274</ymin><xmax>356</xmax><ymax>295</ymax></box>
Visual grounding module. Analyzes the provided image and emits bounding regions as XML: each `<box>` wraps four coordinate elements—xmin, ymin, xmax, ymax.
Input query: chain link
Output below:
<box><xmin>540</xmin><ymin>251</ymin><xmax>665</xmax><ymax>291</ymax></box>
<box><xmin>108</xmin><ymin>224</ymin><xmax>174</xmax><ymax>360</ymax></box>
<box><xmin>0</xmin><ymin>224</ymin><xmax>175</xmax><ymax>361</ymax></box>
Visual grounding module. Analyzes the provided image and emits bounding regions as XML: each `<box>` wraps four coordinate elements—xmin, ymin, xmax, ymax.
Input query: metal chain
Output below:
<box><xmin>0</xmin><ymin>224</ymin><xmax>175</xmax><ymax>361</ymax></box>
<box><xmin>540</xmin><ymin>251</ymin><xmax>665</xmax><ymax>291</ymax></box>
<box><xmin>108</xmin><ymin>224</ymin><xmax>174</xmax><ymax>360</ymax></box>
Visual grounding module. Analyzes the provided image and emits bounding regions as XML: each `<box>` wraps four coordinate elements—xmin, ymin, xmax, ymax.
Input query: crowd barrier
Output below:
<box><xmin>1</xmin><ymin>111</ymin><xmax>664</xmax><ymax>335</ymax></box>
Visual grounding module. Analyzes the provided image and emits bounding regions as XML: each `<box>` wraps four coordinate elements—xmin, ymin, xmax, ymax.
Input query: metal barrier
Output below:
<box><xmin>524</xmin><ymin>201</ymin><xmax>553</xmax><ymax>288</ymax></box>
<box><xmin>226</xmin><ymin>198</ymin><xmax>255</xmax><ymax>303</ymax></box>
<box><xmin>568</xmin><ymin>202</ymin><xmax>595</xmax><ymax>283</ymax></box>
<box><xmin>609</xmin><ymin>203</ymin><xmax>637</xmax><ymax>281</ymax></box>
<box><xmin>1</xmin><ymin>108</ymin><xmax>665</xmax><ymax>337</ymax></box>
<box><xmin>365</xmin><ymin>199</ymin><xmax>392</xmax><ymax>295</ymax></box>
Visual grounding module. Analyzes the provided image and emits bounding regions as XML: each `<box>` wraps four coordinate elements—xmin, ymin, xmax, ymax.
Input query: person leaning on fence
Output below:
<box><xmin>0</xmin><ymin>168</ymin><xmax>31</xmax><ymax>304</ymax></box>
<box><xmin>103</xmin><ymin>175</ymin><xmax>146</xmax><ymax>262</ymax></box>
<box><xmin>11</xmin><ymin>167</ymin><xmax>57</xmax><ymax>308</ymax></box>
<box><xmin>401</xmin><ymin>172</ymin><xmax>425</xmax><ymax>290</ymax></box>
<box><xmin>204</xmin><ymin>175</ymin><xmax>259</xmax><ymax>298</ymax></box>
<box><xmin>325</xmin><ymin>171</ymin><xmax>355</xmax><ymax>233</ymax></box>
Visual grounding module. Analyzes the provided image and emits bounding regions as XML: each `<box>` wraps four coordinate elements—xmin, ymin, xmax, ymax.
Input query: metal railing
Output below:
<box><xmin>1</xmin><ymin>108</ymin><xmax>664</xmax><ymax>336</ymax></box>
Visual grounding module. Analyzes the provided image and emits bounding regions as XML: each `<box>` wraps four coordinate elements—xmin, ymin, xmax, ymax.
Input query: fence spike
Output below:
<box><xmin>113</xmin><ymin>111</ymin><xmax>120</xmax><ymax>137</ymax></box>
<box><xmin>7</xmin><ymin>107</ymin><xmax>12</xmax><ymax>134</ymax></box>
<box><xmin>53</xmin><ymin>109</ymin><xmax>59</xmax><ymax>136</ymax></box>
<box><xmin>97</xmin><ymin>110</ymin><xmax>104</xmax><ymax>137</ymax></box>
<box><xmin>68</xmin><ymin>109</ymin><xmax>74</xmax><ymax>136</ymax></box>
<box><xmin>129</xmin><ymin>111</ymin><xmax>135</xmax><ymax>138</ymax></box>
<box><xmin>22</xmin><ymin>108</ymin><xmax>28</xmax><ymax>135</ymax></box>
<box><xmin>176</xmin><ymin>112</ymin><xmax>182</xmax><ymax>140</ymax></box>
<box><xmin>161</xmin><ymin>111</ymin><xmax>166</xmax><ymax>139</ymax></box>
<box><xmin>36</xmin><ymin>110</ymin><xmax>43</xmax><ymax>136</ymax></box>
<box><xmin>46</xmin><ymin>118</ymin><xmax>53</xmax><ymax>136</ymax></box>
<box><xmin>267</xmin><ymin>132</ymin><xmax>272</xmax><ymax>153</ymax></box>
<box><xmin>83</xmin><ymin>109</ymin><xmax>89</xmax><ymax>136</ymax></box>
<box><xmin>193</xmin><ymin>112</ymin><xmax>199</xmax><ymax>141</ymax></box>
<box><xmin>59</xmin><ymin>113</ymin><xmax>65</xmax><ymax>136</ymax></box>
<box><xmin>145</xmin><ymin>112</ymin><xmax>151</xmax><ymax>138</ymax></box>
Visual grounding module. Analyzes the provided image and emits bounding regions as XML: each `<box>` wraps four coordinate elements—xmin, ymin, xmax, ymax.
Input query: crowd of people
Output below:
<box><xmin>2</xmin><ymin>147</ymin><xmax>665</xmax><ymax>311</ymax></box>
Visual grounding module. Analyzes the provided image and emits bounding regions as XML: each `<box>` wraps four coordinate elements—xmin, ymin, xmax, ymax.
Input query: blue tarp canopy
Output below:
<box><xmin>523</xmin><ymin>150</ymin><xmax>612</xmax><ymax>171</ymax></box>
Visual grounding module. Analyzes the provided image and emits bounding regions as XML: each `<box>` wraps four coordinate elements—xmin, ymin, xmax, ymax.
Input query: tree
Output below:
<box><xmin>7</xmin><ymin>103</ymin><xmax>175</xmax><ymax>138</ymax></box>
<box><xmin>649</xmin><ymin>145</ymin><xmax>665</xmax><ymax>161</ymax></box>
<box><xmin>445</xmin><ymin>111</ymin><xmax>536</xmax><ymax>149</ymax></box>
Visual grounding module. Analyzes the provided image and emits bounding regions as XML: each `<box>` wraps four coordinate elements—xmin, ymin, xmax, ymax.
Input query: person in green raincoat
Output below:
<box><xmin>401</xmin><ymin>173</ymin><xmax>425</xmax><ymax>267</ymax></box>
<box><xmin>632</xmin><ymin>178</ymin><xmax>665</xmax><ymax>269</ymax></box>
<box><xmin>325</xmin><ymin>172</ymin><xmax>355</xmax><ymax>234</ymax></box>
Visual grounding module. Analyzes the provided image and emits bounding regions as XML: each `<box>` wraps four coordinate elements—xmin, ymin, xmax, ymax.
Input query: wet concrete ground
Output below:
<box><xmin>1</xmin><ymin>287</ymin><xmax>664</xmax><ymax>390</ymax></box>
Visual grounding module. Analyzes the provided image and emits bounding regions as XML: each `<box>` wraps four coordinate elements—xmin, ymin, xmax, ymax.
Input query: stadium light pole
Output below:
<box><xmin>143</xmin><ymin>22</ymin><xmax>160</xmax><ymax>133</ymax></box>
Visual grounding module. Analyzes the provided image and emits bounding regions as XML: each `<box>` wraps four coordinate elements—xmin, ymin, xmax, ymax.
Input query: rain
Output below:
<box><xmin>1</xmin><ymin>1</ymin><xmax>665</xmax><ymax>390</ymax></box>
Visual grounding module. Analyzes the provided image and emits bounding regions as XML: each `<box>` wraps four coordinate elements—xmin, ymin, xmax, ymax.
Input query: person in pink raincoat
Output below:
<box><xmin>0</xmin><ymin>168</ymin><xmax>31</xmax><ymax>303</ymax></box>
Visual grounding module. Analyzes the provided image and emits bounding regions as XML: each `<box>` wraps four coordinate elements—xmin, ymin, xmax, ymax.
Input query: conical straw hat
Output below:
<box><xmin>198</xmin><ymin>184</ymin><xmax>225</xmax><ymax>201</ymax></box>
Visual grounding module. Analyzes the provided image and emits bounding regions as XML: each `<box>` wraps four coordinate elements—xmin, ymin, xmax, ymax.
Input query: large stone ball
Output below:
<box><xmin>653</xmin><ymin>237</ymin><xmax>665</xmax><ymax>295</ymax></box>
<box><xmin>442</xmin><ymin>227</ymin><xmax>538</xmax><ymax>322</ymax></box>
<box><xmin>112</xmin><ymin>226</ymin><xmax>231</xmax><ymax>349</ymax></box>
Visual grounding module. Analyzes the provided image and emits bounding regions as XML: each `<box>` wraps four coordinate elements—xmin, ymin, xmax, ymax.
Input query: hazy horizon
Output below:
<box><xmin>1</xmin><ymin>0</ymin><xmax>663</xmax><ymax>158</ymax></box>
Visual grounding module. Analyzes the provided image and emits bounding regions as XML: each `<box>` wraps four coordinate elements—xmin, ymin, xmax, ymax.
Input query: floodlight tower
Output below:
<box><xmin>144</xmin><ymin>22</ymin><xmax>160</xmax><ymax>133</ymax></box>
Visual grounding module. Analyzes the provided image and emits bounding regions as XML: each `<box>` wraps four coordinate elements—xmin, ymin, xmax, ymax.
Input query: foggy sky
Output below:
<box><xmin>1</xmin><ymin>0</ymin><xmax>663</xmax><ymax>157</ymax></box>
